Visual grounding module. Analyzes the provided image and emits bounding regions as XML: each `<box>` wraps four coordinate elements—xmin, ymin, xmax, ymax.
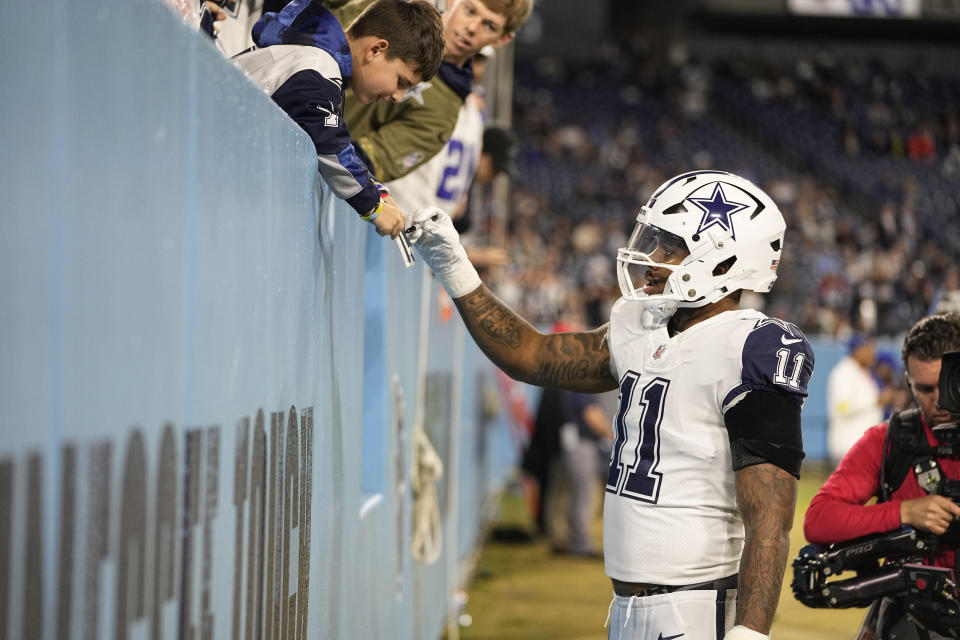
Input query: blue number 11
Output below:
<box><xmin>605</xmin><ymin>373</ymin><xmax>669</xmax><ymax>504</ymax></box>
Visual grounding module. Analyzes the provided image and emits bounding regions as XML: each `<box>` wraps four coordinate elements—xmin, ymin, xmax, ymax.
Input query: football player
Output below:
<box><xmin>406</xmin><ymin>170</ymin><xmax>815</xmax><ymax>640</ymax></box>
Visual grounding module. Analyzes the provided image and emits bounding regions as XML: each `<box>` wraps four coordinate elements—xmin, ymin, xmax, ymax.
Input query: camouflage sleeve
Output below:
<box><xmin>343</xmin><ymin>82</ymin><xmax>463</xmax><ymax>182</ymax></box>
<box><xmin>325</xmin><ymin>0</ymin><xmax>371</xmax><ymax>28</ymax></box>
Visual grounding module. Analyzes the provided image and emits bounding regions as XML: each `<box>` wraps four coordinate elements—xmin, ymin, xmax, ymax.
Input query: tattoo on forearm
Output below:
<box><xmin>593</xmin><ymin>357</ymin><xmax>611</xmax><ymax>379</ymax></box>
<box><xmin>461</xmin><ymin>289</ymin><xmax>522</xmax><ymax>349</ymax></box>
<box><xmin>530</xmin><ymin>359</ymin><xmax>590</xmax><ymax>385</ymax></box>
<box><xmin>529</xmin><ymin>333</ymin><xmax>611</xmax><ymax>386</ymax></box>
<box><xmin>455</xmin><ymin>288</ymin><xmax>615</xmax><ymax>391</ymax></box>
<box><xmin>736</xmin><ymin>464</ymin><xmax>798</xmax><ymax>633</ymax></box>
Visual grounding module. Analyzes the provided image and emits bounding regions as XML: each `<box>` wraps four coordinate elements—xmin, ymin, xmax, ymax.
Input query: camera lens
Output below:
<box><xmin>938</xmin><ymin>351</ymin><xmax>960</xmax><ymax>415</ymax></box>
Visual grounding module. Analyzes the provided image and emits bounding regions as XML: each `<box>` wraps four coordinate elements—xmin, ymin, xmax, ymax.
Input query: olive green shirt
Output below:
<box><xmin>328</xmin><ymin>0</ymin><xmax>468</xmax><ymax>182</ymax></box>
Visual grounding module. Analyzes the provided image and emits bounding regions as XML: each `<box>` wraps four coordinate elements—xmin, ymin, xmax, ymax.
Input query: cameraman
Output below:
<box><xmin>804</xmin><ymin>313</ymin><xmax>960</xmax><ymax>638</ymax></box>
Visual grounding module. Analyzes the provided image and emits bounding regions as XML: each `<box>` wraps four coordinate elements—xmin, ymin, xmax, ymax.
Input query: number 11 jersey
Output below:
<box><xmin>603</xmin><ymin>300</ymin><xmax>813</xmax><ymax>585</ymax></box>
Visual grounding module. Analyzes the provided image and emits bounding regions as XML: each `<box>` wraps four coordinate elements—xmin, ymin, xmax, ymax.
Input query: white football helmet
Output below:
<box><xmin>617</xmin><ymin>170</ymin><xmax>785</xmax><ymax>318</ymax></box>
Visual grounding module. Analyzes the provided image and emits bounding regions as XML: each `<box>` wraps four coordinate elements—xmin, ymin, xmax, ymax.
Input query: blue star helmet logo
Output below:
<box><xmin>688</xmin><ymin>183</ymin><xmax>750</xmax><ymax>240</ymax></box>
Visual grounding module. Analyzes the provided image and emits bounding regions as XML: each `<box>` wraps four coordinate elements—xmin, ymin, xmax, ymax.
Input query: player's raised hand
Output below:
<box><xmin>404</xmin><ymin>207</ymin><xmax>480</xmax><ymax>298</ymax></box>
<box><xmin>371</xmin><ymin>200</ymin><xmax>404</xmax><ymax>238</ymax></box>
<box><xmin>900</xmin><ymin>494</ymin><xmax>960</xmax><ymax>535</ymax></box>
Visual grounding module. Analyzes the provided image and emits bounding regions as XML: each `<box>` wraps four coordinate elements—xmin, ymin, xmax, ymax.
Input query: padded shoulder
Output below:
<box><xmin>723</xmin><ymin>316</ymin><xmax>815</xmax><ymax>410</ymax></box>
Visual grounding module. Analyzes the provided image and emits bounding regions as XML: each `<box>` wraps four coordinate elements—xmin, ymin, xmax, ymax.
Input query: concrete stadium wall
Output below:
<box><xmin>0</xmin><ymin>1</ymin><xmax>517</xmax><ymax>639</ymax></box>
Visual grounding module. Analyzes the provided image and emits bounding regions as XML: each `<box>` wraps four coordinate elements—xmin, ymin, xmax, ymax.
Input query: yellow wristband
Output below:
<box><xmin>360</xmin><ymin>198</ymin><xmax>383</xmax><ymax>221</ymax></box>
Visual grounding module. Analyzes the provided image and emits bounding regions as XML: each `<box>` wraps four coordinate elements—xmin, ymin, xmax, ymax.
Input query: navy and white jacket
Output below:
<box><xmin>234</xmin><ymin>0</ymin><xmax>381</xmax><ymax>216</ymax></box>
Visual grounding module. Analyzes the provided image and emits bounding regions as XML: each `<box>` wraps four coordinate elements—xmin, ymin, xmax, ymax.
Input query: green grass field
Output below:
<box><xmin>453</xmin><ymin>465</ymin><xmax>866</xmax><ymax>640</ymax></box>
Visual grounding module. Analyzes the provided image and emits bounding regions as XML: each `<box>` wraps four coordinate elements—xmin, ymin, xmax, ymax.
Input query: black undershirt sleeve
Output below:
<box><xmin>724</xmin><ymin>389</ymin><xmax>805</xmax><ymax>479</ymax></box>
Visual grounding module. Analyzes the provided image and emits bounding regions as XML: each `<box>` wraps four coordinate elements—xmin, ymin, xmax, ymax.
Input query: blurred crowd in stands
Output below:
<box><xmin>162</xmin><ymin>0</ymin><xmax>960</xmax><ymax>340</ymax></box>
<box><xmin>473</xmin><ymin>39</ymin><xmax>960</xmax><ymax>338</ymax></box>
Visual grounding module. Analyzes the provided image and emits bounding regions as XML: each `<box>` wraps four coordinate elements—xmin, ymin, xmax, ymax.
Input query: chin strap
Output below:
<box><xmin>638</xmin><ymin>306</ymin><xmax>672</xmax><ymax>330</ymax></box>
<box><xmin>724</xmin><ymin>625</ymin><xmax>769</xmax><ymax>640</ymax></box>
<box><xmin>635</xmin><ymin>299</ymin><xmax>677</xmax><ymax>328</ymax></box>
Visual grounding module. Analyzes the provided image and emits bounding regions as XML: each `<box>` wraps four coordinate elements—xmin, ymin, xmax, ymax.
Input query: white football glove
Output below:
<box><xmin>405</xmin><ymin>207</ymin><xmax>481</xmax><ymax>298</ymax></box>
<box><xmin>724</xmin><ymin>625</ymin><xmax>769</xmax><ymax>640</ymax></box>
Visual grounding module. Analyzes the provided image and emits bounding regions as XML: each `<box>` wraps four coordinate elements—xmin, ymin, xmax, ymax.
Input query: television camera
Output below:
<box><xmin>791</xmin><ymin>527</ymin><xmax>958</xmax><ymax>635</ymax></box>
<box><xmin>790</xmin><ymin>351</ymin><xmax>960</xmax><ymax>637</ymax></box>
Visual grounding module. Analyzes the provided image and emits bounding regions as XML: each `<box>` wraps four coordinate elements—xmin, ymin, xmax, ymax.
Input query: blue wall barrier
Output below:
<box><xmin>0</xmin><ymin>2</ymin><xmax>517</xmax><ymax>638</ymax></box>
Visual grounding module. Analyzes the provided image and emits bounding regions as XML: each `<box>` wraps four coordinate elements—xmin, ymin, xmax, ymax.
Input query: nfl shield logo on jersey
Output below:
<box><xmin>653</xmin><ymin>343</ymin><xmax>667</xmax><ymax>359</ymax></box>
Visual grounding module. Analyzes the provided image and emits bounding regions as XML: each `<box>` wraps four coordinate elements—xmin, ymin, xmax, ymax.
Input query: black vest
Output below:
<box><xmin>881</xmin><ymin>408</ymin><xmax>960</xmax><ymax>502</ymax></box>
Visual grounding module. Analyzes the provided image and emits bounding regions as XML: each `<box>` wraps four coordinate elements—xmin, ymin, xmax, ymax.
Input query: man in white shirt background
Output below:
<box><xmin>826</xmin><ymin>333</ymin><xmax>895</xmax><ymax>467</ymax></box>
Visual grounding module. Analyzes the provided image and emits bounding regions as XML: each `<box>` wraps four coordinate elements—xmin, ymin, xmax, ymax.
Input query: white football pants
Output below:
<box><xmin>605</xmin><ymin>588</ymin><xmax>737</xmax><ymax>640</ymax></box>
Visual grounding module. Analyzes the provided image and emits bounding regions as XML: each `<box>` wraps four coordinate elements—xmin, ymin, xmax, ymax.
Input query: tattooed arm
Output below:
<box><xmin>732</xmin><ymin>463</ymin><xmax>798</xmax><ymax>635</ymax></box>
<box><xmin>454</xmin><ymin>285</ymin><xmax>618</xmax><ymax>393</ymax></box>
<box><xmin>408</xmin><ymin>209</ymin><xmax>617</xmax><ymax>392</ymax></box>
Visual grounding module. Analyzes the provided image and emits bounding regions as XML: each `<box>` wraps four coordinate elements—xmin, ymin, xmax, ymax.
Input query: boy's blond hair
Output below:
<box><xmin>478</xmin><ymin>0</ymin><xmax>534</xmax><ymax>35</ymax></box>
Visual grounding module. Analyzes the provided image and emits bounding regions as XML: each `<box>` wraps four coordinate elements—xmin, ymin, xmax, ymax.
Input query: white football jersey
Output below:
<box><xmin>603</xmin><ymin>299</ymin><xmax>813</xmax><ymax>585</ymax></box>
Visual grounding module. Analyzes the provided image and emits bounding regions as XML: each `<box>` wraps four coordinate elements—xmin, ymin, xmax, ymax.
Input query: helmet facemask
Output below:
<box><xmin>616</xmin><ymin>220</ymin><xmax>692</xmax><ymax>318</ymax></box>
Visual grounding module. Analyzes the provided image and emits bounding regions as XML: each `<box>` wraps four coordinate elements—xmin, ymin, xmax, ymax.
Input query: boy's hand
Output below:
<box><xmin>371</xmin><ymin>201</ymin><xmax>404</xmax><ymax>238</ymax></box>
<box><xmin>204</xmin><ymin>1</ymin><xmax>227</xmax><ymax>20</ymax></box>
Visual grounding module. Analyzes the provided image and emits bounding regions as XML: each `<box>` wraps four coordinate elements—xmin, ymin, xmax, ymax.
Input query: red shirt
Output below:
<box><xmin>804</xmin><ymin>417</ymin><xmax>960</xmax><ymax>569</ymax></box>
